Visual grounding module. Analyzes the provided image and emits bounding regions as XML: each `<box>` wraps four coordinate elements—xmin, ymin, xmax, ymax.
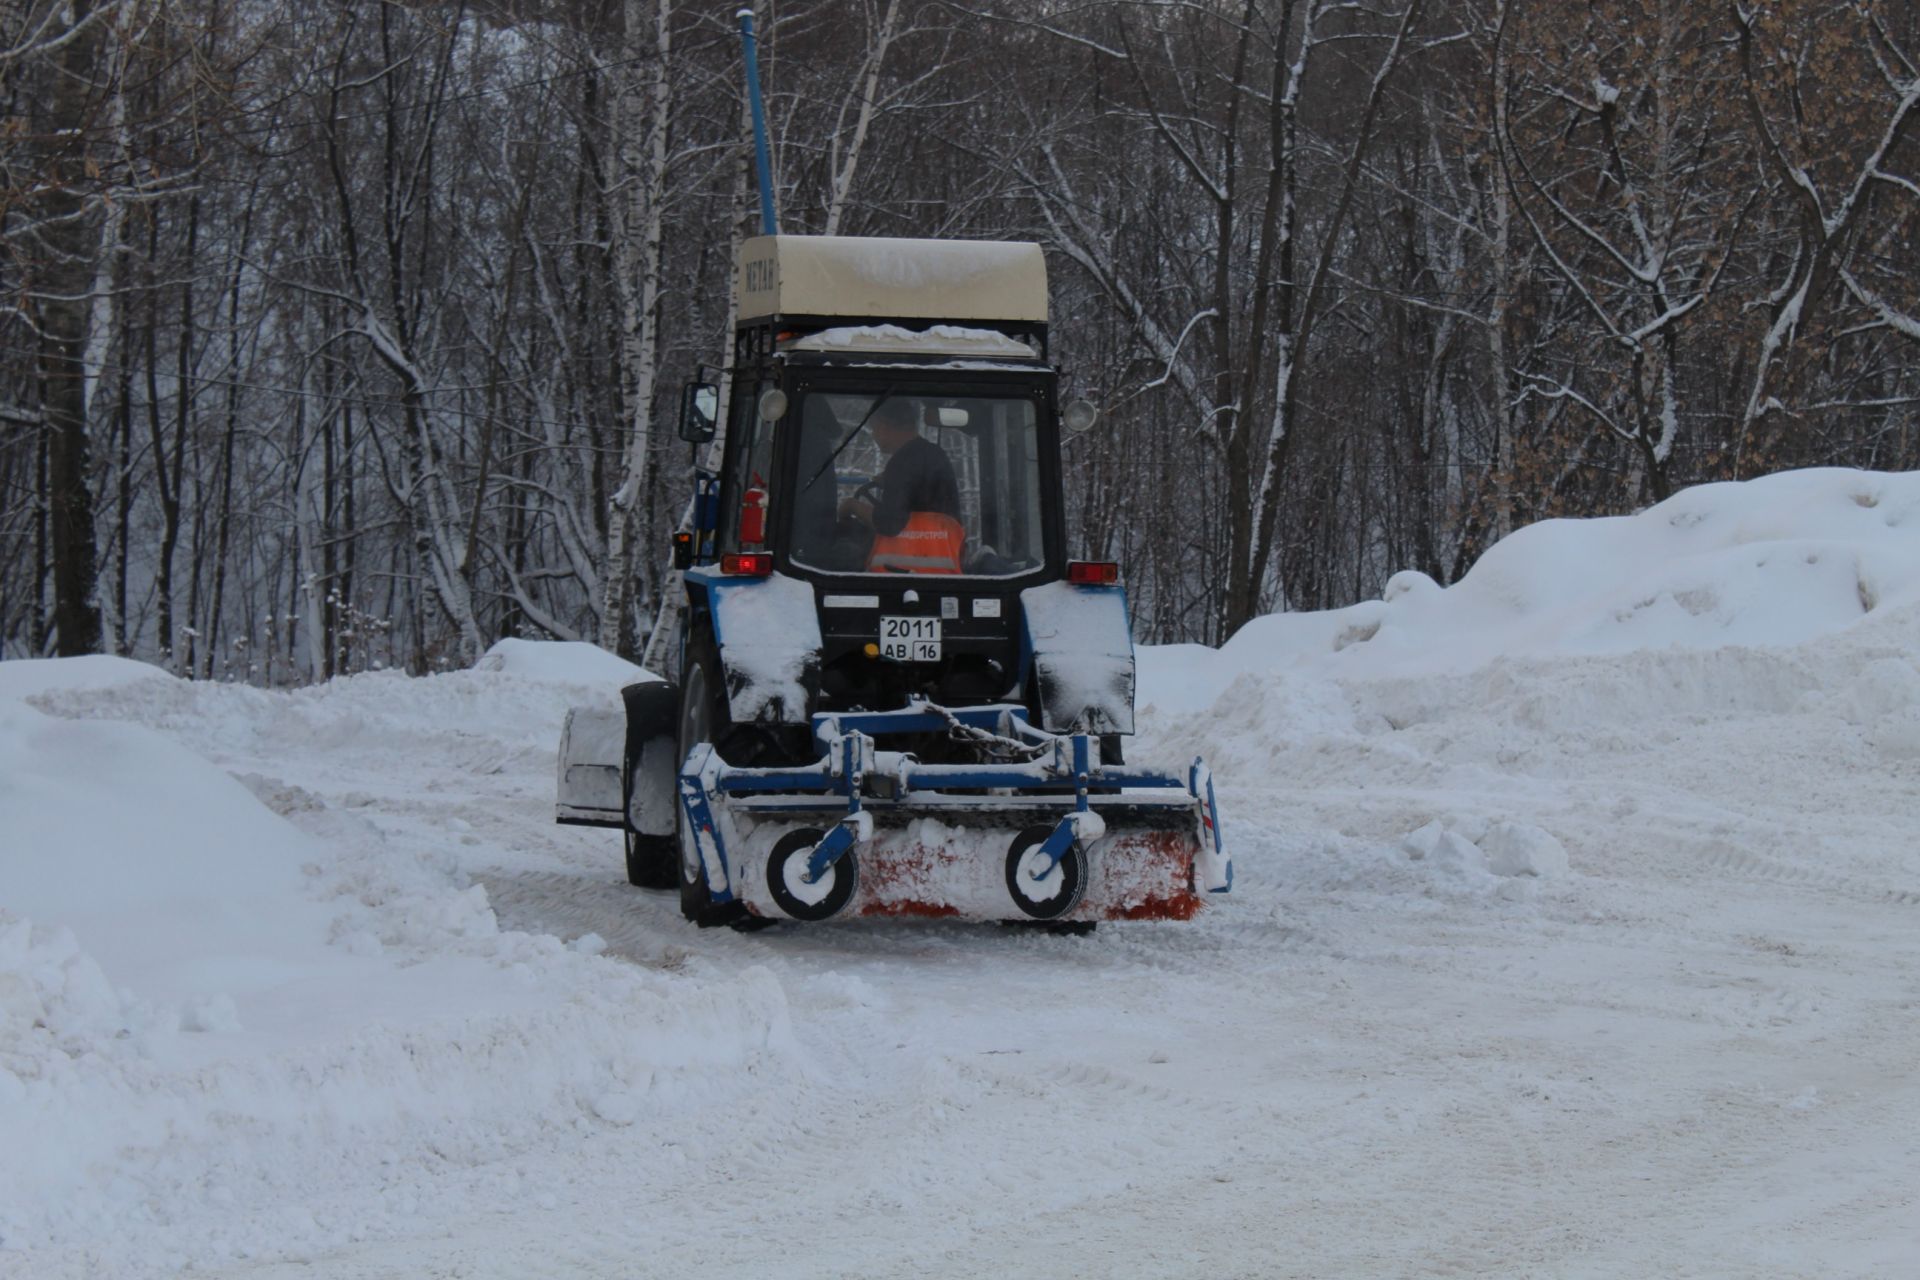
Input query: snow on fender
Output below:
<box><xmin>1065</xmin><ymin>808</ymin><xmax>1106</xmax><ymax>844</ymax></box>
<box><xmin>706</xmin><ymin>571</ymin><xmax>822</xmax><ymax>724</ymax></box>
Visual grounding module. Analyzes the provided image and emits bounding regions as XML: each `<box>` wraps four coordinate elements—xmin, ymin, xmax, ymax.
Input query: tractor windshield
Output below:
<box><xmin>790</xmin><ymin>390</ymin><xmax>1048</xmax><ymax>577</ymax></box>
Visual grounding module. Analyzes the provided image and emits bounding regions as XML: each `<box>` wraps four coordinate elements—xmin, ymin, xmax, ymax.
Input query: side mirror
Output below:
<box><xmin>678</xmin><ymin>381</ymin><xmax>718</xmax><ymax>443</ymax></box>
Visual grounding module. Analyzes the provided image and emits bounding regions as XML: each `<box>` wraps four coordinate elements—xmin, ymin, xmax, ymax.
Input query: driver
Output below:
<box><xmin>838</xmin><ymin>399</ymin><xmax>965</xmax><ymax>573</ymax></box>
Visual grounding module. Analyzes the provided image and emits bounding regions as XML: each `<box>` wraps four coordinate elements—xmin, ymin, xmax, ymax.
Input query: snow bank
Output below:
<box><xmin>1</xmin><ymin>685</ymin><xmax>333</xmax><ymax>1014</ymax></box>
<box><xmin>9</xmin><ymin>472</ymin><xmax>1919</xmax><ymax>1272</ymax></box>
<box><xmin>1136</xmin><ymin>468</ymin><xmax>1920</xmax><ymax>898</ymax></box>
<box><xmin>473</xmin><ymin>637</ymin><xmax>650</xmax><ymax>688</ymax></box>
<box><xmin>0</xmin><ymin>651</ymin><xmax>792</xmax><ymax>1268</ymax></box>
<box><xmin>0</xmin><ymin>652</ymin><xmax>172</xmax><ymax>701</ymax></box>
<box><xmin>1143</xmin><ymin>468</ymin><xmax>1920</xmax><ymax>714</ymax></box>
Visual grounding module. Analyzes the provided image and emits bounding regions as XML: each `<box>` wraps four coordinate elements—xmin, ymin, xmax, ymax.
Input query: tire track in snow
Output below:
<box><xmin>483</xmin><ymin>869</ymin><xmax>694</xmax><ymax>968</ymax></box>
<box><xmin>1697</xmin><ymin>840</ymin><xmax>1920</xmax><ymax>908</ymax></box>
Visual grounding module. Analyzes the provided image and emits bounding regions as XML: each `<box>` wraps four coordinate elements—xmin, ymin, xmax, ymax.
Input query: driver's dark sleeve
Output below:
<box><xmin>871</xmin><ymin>436</ymin><xmax>963</xmax><ymax>537</ymax></box>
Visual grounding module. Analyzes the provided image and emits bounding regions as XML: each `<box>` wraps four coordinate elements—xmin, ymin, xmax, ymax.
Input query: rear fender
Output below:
<box><xmin>690</xmin><ymin>568</ymin><xmax>821</xmax><ymax>725</ymax></box>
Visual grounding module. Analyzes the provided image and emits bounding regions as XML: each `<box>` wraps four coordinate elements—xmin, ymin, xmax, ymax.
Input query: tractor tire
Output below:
<box><xmin>766</xmin><ymin>827</ymin><xmax>858</xmax><ymax>922</ymax></box>
<box><xmin>621</xmin><ymin>681</ymin><xmax>681</xmax><ymax>890</ymax></box>
<box><xmin>1004</xmin><ymin>823</ymin><xmax>1088</xmax><ymax>921</ymax></box>
<box><xmin>676</xmin><ymin>636</ymin><xmax>751</xmax><ymax>929</ymax></box>
<box><xmin>624</xmin><ymin>827</ymin><xmax>677</xmax><ymax>889</ymax></box>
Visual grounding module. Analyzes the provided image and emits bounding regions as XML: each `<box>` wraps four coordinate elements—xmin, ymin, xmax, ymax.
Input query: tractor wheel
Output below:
<box><xmin>676</xmin><ymin>637</ymin><xmax>750</xmax><ymax>928</ymax></box>
<box><xmin>1004</xmin><ymin>824</ymin><xmax>1087</xmax><ymax>921</ymax></box>
<box><xmin>620</xmin><ymin>683</ymin><xmax>681</xmax><ymax>890</ymax></box>
<box><xmin>766</xmin><ymin>827</ymin><xmax>858</xmax><ymax>922</ymax></box>
<box><xmin>623</xmin><ymin>827</ymin><xmax>677</xmax><ymax>889</ymax></box>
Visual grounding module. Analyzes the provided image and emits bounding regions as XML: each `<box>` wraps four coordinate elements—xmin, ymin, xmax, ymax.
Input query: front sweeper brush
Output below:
<box><xmin>677</xmin><ymin>702</ymin><xmax>1229</xmax><ymax>925</ymax></box>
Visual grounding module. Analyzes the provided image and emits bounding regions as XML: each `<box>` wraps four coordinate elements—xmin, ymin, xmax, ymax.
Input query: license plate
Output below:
<box><xmin>879</xmin><ymin>615</ymin><xmax>941</xmax><ymax>662</ymax></box>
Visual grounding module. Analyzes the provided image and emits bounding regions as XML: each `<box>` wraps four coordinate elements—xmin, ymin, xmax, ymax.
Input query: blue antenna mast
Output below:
<box><xmin>737</xmin><ymin>9</ymin><xmax>780</xmax><ymax>236</ymax></box>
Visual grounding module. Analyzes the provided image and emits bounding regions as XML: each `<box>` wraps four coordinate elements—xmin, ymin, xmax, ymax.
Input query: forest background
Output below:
<box><xmin>4</xmin><ymin>0</ymin><xmax>1917</xmax><ymax>677</ymax></box>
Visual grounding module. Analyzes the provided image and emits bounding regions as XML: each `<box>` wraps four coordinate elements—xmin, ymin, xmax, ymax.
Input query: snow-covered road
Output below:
<box><xmin>8</xmin><ymin>470</ymin><xmax>1920</xmax><ymax>1276</ymax></box>
<box><xmin>308</xmin><ymin>637</ymin><xmax>1920</xmax><ymax>1278</ymax></box>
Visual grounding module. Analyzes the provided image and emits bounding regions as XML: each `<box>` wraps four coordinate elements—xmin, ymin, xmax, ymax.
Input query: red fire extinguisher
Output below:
<box><xmin>739</xmin><ymin>480</ymin><xmax>768</xmax><ymax>547</ymax></box>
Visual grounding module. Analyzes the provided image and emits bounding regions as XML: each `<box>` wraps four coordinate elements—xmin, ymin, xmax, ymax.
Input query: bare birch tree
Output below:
<box><xmin>600</xmin><ymin>0</ymin><xmax>672</xmax><ymax>658</ymax></box>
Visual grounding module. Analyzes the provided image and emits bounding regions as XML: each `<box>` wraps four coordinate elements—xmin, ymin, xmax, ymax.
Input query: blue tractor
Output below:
<box><xmin>557</xmin><ymin>234</ymin><xmax>1228</xmax><ymax>929</ymax></box>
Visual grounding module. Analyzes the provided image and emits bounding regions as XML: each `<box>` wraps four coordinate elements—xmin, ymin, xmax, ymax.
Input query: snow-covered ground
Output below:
<box><xmin>7</xmin><ymin>468</ymin><xmax>1920</xmax><ymax>1277</ymax></box>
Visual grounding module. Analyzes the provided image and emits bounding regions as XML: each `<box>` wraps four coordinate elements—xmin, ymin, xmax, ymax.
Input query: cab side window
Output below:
<box><xmin>723</xmin><ymin>380</ymin><xmax>780</xmax><ymax>553</ymax></box>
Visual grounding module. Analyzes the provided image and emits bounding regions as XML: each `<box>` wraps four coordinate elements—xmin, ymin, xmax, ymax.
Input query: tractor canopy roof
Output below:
<box><xmin>736</xmin><ymin>235</ymin><xmax>1048</xmax><ymax>330</ymax></box>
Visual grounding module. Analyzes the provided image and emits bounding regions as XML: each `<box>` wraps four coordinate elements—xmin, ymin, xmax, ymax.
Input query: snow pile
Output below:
<box><xmin>1139</xmin><ymin>467</ymin><xmax>1920</xmax><ymax>902</ymax></box>
<box><xmin>0</xmin><ymin>915</ymin><xmax>125</xmax><ymax>1044</ymax></box>
<box><xmin>1142</xmin><ymin>468</ymin><xmax>1920</xmax><ymax>714</ymax></box>
<box><xmin>1</xmin><ymin>662</ymin><xmax>333</xmax><ymax>1015</ymax></box>
<box><xmin>1402</xmin><ymin>818</ymin><xmax>1569</xmax><ymax>883</ymax></box>
<box><xmin>473</xmin><ymin>637</ymin><xmax>649</xmax><ymax>688</ymax></box>
<box><xmin>0</xmin><ymin>645</ymin><xmax>795</xmax><ymax>1269</ymax></box>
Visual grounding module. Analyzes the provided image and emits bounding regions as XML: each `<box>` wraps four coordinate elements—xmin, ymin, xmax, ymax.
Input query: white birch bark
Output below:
<box><xmin>823</xmin><ymin>0</ymin><xmax>900</xmax><ymax>237</ymax></box>
<box><xmin>1487</xmin><ymin>145</ymin><xmax>1515</xmax><ymax>542</ymax></box>
<box><xmin>599</xmin><ymin>0</ymin><xmax>670</xmax><ymax>655</ymax></box>
<box><xmin>83</xmin><ymin>15</ymin><xmax>129</xmax><ymax>652</ymax></box>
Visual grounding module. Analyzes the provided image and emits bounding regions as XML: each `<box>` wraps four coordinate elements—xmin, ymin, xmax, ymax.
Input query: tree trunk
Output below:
<box><xmin>36</xmin><ymin>0</ymin><xmax>108</xmax><ymax>656</ymax></box>
<box><xmin>599</xmin><ymin>0</ymin><xmax>672</xmax><ymax>657</ymax></box>
<box><xmin>204</xmin><ymin>196</ymin><xmax>255</xmax><ymax>679</ymax></box>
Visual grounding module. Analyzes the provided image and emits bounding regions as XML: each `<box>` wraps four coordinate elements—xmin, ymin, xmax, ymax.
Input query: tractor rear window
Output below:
<box><xmin>790</xmin><ymin>391</ymin><xmax>1047</xmax><ymax>577</ymax></box>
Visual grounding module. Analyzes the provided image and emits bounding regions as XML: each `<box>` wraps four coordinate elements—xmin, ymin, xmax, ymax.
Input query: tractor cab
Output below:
<box><xmin>674</xmin><ymin>236</ymin><xmax>1109</xmax><ymax>722</ymax></box>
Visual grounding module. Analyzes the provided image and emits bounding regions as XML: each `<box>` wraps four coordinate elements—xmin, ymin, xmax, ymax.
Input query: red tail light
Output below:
<box><xmin>721</xmin><ymin>552</ymin><xmax>773</xmax><ymax>577</ymax></box>
<box><xmin>1066</xmin><ymin>560</ymin><xmax>1120</xmax><ymax>586</ymax></box>
<box><xmin>739</xmin><ymin>484</ymin><xmax>768</xmax><ymax>547</ymax></box>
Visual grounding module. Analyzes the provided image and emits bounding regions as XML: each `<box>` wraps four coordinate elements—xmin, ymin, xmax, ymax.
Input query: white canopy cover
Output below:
<box><xmin>736</xmin><ymin>235</ymin><xmax>1048</xmax><ymax>326</ymax></box>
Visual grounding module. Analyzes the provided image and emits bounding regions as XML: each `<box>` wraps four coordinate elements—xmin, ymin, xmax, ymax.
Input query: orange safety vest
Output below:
<box><xmin>867</xmin><ymin>512</ymin><xmax>965</xmax><ymax>574</ymax></box>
